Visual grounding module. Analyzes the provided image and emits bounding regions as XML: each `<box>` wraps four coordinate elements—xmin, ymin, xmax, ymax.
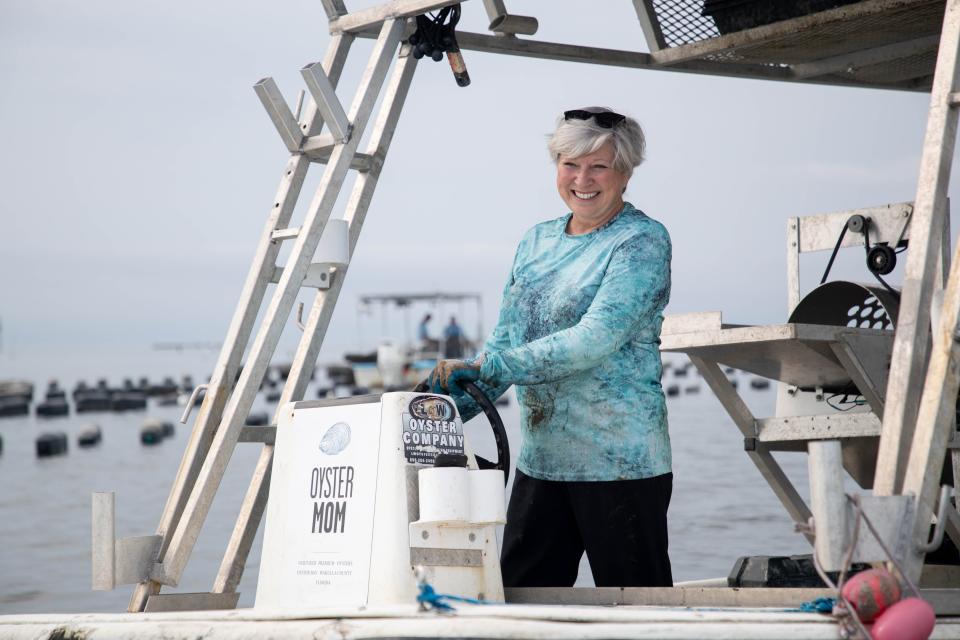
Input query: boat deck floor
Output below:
<box><xmin>2</xmin><ymin>601</ymin><xmax>959</xmax><ymax>640</ymax></box>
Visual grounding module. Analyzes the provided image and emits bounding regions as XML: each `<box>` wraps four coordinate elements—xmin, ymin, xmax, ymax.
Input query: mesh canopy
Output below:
<box><xmin>649</xmin><ymin>0</ymin><xmax>944</xmax><ymax>91</ymax></box>
<box><xmin>653</xmin><ymin>0</ymin><xmax>719</xmax><ymax>46</ymax></box>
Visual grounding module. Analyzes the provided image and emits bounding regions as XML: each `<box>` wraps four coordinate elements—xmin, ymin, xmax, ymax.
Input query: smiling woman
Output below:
<box><xmin>551</xmin><ymin>107</ymin><xmax>646</xmax><ymax>235</ymax></box>
<box><xmin>428</xmin><ymin>107</ymin><xmax>673</xmax><ymax>589</ymax></box>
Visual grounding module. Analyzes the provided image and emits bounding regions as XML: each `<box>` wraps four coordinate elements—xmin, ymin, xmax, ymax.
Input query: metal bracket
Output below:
<box><xmin>894</xmin><ymin>203</ymin><xmax>914</xmax><ymax>248</ymax></box>
<box><xmin>296</xmin><ymin>302</ymin><xmax>306</xmax><ymax>331</ymax></box>
<box><xmin>301</xmin><ymin>62</ymin><xmax>351</xmax><ymax>143</ymax></box>
<box><xmin>180</xmin><ymin>383</ymin><xmax>209</xmax><ymax>424</ymax></box>
<box><xmin>918</xmin><ymin>484</ymin><xmax>955</xmax><ymax>553</ymax></box>
<box><xmin>238</xmin><ymin>425</ymin><xmax>276</xmax><ymax>444</ymax></box>
<box><xmin>410</xmin><ymin>547</ymin><xmax>483</xmax><ymax>567</ymax></box>
<box><xmin>268</xmin><ymin>219</ymin><xmax>349</xmax><ymax>290</ymax></box>
<box><xmin>254</xmin><ymin>77</ymin><xmax>304</xmax><ymax>153</ymax></box>
<box><xmin>144</xmin><ymin>592</ymin><xmax>240</xmax><ymax>613</ymax></box>
<box><xmin>92</xmin><ymin>492</ymin><xmax>162</xmax><ymax>590</ymax></box>
<box><xmin>808</xmin><ymin>441</ymin><xmax>914</xmax><ymax>570</ymax></box>
<box><xmin>850</xmin><ymin>494</ymin><xmax>915</xmax><ymax>565</ymax></box>
<box><xmin>271</xmin><ymin>263</ymin><xmax>336</xmax><ymax>289</ymax></box>
<box><xmin>488</xmin><ymin>13</ymin><xmax>538</xmax><ymax>37</ymax></box>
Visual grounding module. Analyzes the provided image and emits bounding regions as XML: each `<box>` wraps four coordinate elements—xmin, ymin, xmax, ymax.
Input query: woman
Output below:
<box><xmin>429</xmin><ymin>107</ymin><xmax>672</xmax><ymax>588</ymax></box>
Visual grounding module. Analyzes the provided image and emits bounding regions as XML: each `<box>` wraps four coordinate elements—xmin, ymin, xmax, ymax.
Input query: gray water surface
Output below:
<box><xmin>0</xmin><ymin>354</ymin><xmax>810</xmax><ymax>614</ymax></box>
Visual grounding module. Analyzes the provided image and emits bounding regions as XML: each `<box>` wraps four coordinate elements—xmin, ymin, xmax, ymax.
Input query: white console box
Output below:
<box><xmin>255</xmin><ymin>391</ymin><xmax>504</xmax><ymax>609</ymax></box>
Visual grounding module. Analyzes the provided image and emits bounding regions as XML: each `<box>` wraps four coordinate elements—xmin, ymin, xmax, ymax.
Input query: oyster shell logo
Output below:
<box><xmin>409</xmin><ymin>396</ymin><xmax>454</xmax><ymax>421</ymax></box>
<box><xmin>319</xmin><ymin>422</ymin><xmax>351</xmax><ymax>455</ymax></box>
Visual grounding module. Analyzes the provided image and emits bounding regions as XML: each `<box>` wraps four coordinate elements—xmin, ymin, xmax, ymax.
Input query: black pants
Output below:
<box><xmin>500</xmin><ymin>470</ymin><xmax>673</xmax><ymax>587</ymax></box>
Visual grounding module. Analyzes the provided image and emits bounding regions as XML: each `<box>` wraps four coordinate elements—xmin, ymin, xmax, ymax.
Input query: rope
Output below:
<box><xmin>798</xmin><ymin>596</ymin><xmax>836</xmax><ymax>613</ymax></box>
<box><xmin>416</xmin><ymin>579</ymin><xmax>490</xmax><ymax>612</ymax></box>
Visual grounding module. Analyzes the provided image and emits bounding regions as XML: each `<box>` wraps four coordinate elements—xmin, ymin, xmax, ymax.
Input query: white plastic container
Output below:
<box><xmin>468</xmin><ymin>469</ymin><xmax>506</xmax><ymax>524</ymax></box>
<box><xmin>418</xmin><ymin>467</ymin><xmax>471</xmax><ymax>522</ymax></box>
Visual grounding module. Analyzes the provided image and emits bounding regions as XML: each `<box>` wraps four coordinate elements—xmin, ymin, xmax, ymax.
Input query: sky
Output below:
<box><xmin>1</xmin><ymin>0</ymin><xmax>957</xmax><ymax>370</ymax></box>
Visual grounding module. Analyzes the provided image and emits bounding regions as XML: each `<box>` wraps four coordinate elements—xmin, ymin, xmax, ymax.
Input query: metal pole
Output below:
<box><xmin>874</xmin><ymin>0</ymin><xmax>960</xmax><ymax>496</ymax></box>
<box><xmin>900</xmin><ymin>210</ymin><xmax>960</xmax><ymax>582</ymax></box>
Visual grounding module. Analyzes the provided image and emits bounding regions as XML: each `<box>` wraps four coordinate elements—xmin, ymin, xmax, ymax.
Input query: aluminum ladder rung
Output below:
<box><xmin>302</xmin><ymin>134</ymin><xmax>377</xmax><ymax>172</ymax></box>
<box><xmin>270</xmin><ymin>227</ymin><xmax>300</xmax><ymax>242</ymax></box>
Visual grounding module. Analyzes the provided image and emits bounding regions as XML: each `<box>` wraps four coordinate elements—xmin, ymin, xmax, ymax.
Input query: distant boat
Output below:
<box><xmin>336</xmin><ymin>292</ymin><xmax>484</xmax><ymax>391</ymax></box>
<box><xmin>0</xmin><ymin>379</ymin><xmax>33</xmax><ymax>403</ymax></box>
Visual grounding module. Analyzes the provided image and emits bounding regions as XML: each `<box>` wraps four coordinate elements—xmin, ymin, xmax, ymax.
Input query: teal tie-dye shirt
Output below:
<box><xmin>454</xmin><ymin>202</ymin><xmax>672</xmax><ymax>482</ymax></box>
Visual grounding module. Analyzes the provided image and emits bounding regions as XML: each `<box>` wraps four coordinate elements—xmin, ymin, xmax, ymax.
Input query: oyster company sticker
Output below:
<box><xmin>401</xmin><ymin>395</ymin><xmax>464</xmax><ymax>465</ymax></box>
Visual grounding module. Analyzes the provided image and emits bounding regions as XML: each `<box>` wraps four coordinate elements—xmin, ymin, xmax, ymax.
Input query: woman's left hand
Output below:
<box><xmin>428</xmin><ymin>359</ymin><xmax>480</xmax><ymax>394</ymax></box>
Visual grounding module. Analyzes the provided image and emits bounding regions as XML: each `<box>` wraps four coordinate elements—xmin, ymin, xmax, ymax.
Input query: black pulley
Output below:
<box><xmin>820</xmin><ymin>214</ymin><xmax>900</xmax><ymax>299</ymax></box>
<box><xmin>867</xmin><ymin>244</ymin><xmax>897</xmax><ymax>276</ymax></box>
<box><xmin>846</xmin><ymin>214</ymin><xmax>867</xmax><ymax>233</ymax></box>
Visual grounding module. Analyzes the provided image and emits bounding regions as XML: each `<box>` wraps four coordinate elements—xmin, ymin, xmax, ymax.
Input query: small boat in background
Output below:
<box><xmin>334</xmin><ymin>292</ymin><xmax>484</xmax><ymax>391</ymax></box>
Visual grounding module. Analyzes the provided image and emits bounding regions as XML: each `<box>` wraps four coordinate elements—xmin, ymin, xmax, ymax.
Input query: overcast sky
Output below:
<box><xmin>1</xmin><ymin>1</ymin><xmax>957</xmax><ymax>368</ymax></box>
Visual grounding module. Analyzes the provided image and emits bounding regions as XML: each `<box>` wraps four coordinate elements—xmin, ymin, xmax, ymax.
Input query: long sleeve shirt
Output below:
<box><xmin>453</xmin><ymin>202</ymin><xmax>672</xmax><ymax>481</ymax></box>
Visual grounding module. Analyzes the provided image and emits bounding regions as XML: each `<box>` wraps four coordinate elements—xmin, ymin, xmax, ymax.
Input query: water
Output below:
<box><xmin>0</xmin><ymin>352</ymin><xmax>811</xmax><ymax>614</ymax></box>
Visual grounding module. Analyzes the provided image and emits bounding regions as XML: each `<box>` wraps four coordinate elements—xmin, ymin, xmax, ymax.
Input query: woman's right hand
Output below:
<box><xmin>428</xmin><ymin>359</ymin><xmax>480</xmax><ymax>394</ymax></box>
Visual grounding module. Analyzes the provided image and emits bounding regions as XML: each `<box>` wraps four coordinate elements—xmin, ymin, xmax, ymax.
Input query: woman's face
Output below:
<box><xmin>556</xmin><ymin>141</ymin><xmax>630</xmax><ymax>232</ymax></box>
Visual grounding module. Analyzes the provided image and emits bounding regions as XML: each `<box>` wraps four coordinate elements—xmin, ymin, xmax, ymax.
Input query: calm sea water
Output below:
<box><xmin>0</xmin><ymin>347</ymin><xmax>810</xmax><ymax>614</ymax></box>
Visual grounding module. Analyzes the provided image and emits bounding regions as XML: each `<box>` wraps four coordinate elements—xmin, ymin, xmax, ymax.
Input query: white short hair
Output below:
<box><xmin>547</xmin><ymin>107</ymin><xmax>645</xmax><ymax>176</ymax></box>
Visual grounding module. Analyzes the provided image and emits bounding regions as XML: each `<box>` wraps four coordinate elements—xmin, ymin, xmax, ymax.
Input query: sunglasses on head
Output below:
<box><xmin>563</xmin><ymin>109</ymin><xmax>626</xmax><ymax>129</ymax></box>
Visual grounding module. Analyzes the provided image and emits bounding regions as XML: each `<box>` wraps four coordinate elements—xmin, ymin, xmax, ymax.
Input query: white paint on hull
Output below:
<box><xmin>2</xmin><ymin>604</ymin><xmax>959</xmax><ymax>640</ymax></box>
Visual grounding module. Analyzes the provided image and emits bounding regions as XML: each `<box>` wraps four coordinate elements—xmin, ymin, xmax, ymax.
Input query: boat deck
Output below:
<box><xmin>4</xmin><ymin>587</ymin><xmax>960</xmax><ymax>639</ymax></box>
<box><xmin>2</xmin><ymin>602</ymin><xmax>958</xmax><ymax>640</ymax></box>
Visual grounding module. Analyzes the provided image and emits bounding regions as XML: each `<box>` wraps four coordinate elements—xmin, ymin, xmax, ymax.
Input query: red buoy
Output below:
<box><xmin>871</xmin><ymin>597</ymin><xmax>936</xmax><ymax>640</ymax></box>
<box><xmin>841</xmin><ymin>568</ymin><xmax>901</xmax><ymax>622</ymax></box>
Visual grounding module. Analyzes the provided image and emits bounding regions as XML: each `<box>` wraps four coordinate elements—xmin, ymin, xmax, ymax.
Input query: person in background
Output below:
<box><xmin>443</xmin><ymin>316</ymin><xmax>465</xmax><ymax>359</ymax></box>
<box><xmin>417</xmin><ymin>313</ymin><xmax>433</xmax><ymax>344</ymax></box>
<box><xmin>428</xmin><ymin>106</ymin><xmax>673</xmax><ymax>588</ymax></box>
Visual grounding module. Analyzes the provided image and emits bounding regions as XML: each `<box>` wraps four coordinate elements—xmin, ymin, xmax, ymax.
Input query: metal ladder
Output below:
<box><xmin>120</xmin><ymin>3</ymin><xmax>443</xmax><ymax>613</ymax></box>
<box><xmin>872</xmin><ymin>0</ymin><xmax>960</xmax><ymax>583</ymax></box>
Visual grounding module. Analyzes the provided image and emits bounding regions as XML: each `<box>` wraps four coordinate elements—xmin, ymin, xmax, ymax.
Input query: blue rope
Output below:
<box><xmin>797</xmin><ymin>597</ymin><xmax>836</xmax><ymax>613</ymax></box>
<box><xmin>417</xmin><ymin>581</ymin><xmax>489</xmax><ymax>612</ymax></box>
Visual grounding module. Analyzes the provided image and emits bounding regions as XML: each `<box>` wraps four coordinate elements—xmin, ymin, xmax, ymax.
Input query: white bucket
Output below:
<box><xmin>418</xmin><ymin>467</ymin><xmax>471</xmax><ymax>522</ymax></box>
<box><xmin>468</xmin><ymin>469</ymin><xmax>506</xmax><ymax>524</ymax></box>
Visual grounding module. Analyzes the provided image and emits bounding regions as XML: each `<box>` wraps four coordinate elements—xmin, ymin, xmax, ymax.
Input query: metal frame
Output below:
<box><xmin>875</xmin><ymin>0</ymin><xmax>960</xmax><ymax>497</ymax></box>
<box><xmin>117</xmin><ymin>0</ymin><xmax>960</xmax><ymax>613</ymax></box>
<box><xmin>347</xmin><ymin>0</ymin><xmax>945</xmax><ymax>92</ymax></box>
<box><xmin>689</xmin><ymin>355</ymin><xmax>814</xmax><ymax>541</ymax></box>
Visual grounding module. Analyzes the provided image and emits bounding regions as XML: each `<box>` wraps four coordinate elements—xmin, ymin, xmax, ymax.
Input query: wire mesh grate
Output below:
<box><xmin>653</xmin><ymin>0</ymin><xmax>719</xmax><ymax>47</ymax></box>
<box><xmin>647</xmin><ymin>0</ymin><xmax>942</xmax><ymax>90</ymax></box>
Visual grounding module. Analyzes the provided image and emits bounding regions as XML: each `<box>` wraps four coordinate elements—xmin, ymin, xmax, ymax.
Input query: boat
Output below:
<box><xmin>3</xmin><ymin>1</ymin><xmax>960</xmax><ymax>638</ymax></box>
<box><xmin>335</xmin><ymin>292</ymin><xmax>483</xmax><ymax>390</ymax></box>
